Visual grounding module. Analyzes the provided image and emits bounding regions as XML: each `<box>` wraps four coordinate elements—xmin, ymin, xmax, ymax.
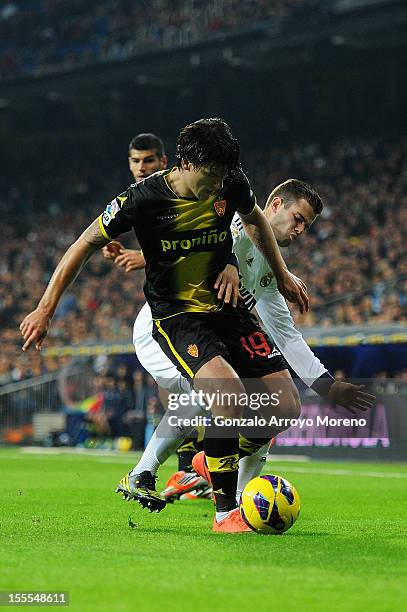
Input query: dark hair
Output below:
<box><xmin>268</xmin><ymin>179</ymin><xmax>323</xmax><ymax>215</ymax></box>
<box><xmin>128</xmin><ymin>133</ymin><xmax>165</xmax><ymax>157</ymax></box>
<box><xmin>176</xmin><ymin>118</ymin><xmax>240</xmax><ymax>172</ymax></box>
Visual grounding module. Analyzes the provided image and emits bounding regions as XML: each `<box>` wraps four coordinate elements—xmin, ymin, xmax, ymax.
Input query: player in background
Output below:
<box><xmin>102</xmin><ymin>132</ymin><xmax>209</xmax><ymax>490</ymax></box>
<box><xmin>102</xmin><ymin>132</ymin><xmax>167</xmax><ymax>268</ymax></box>
<box><xmin>115</xmin><ymin>179</ymin><xmax>375</xmax><ymax>509</ymax></box>
<box><xmin>20</xmin><ymin>118</ymin><xmax>309</xmax><ymax>533</ymax></box>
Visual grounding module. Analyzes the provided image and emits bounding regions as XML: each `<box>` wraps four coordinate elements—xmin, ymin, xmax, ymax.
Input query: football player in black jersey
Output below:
<box><xmin>21</xmin><ymin>118</ymin><xmax>308</xmax><ymax>532</ymax></box>
<box><xmin>103</xmin><ymin>132</ymin><xmax>211</xmax><ymax>500</ymax></box>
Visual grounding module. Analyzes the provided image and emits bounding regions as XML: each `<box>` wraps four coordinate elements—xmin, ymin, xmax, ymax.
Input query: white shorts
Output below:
<box><xmin>133</xmin><ymin>303</ymin><xmax>191</xmax><ymax>395</ymax></box>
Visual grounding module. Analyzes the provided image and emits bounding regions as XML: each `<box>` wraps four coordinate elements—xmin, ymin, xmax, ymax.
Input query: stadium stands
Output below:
<box><xmin>0</xmin><ymin>0</ymin><xmax>313</xmax><ymax>79</ymax></box>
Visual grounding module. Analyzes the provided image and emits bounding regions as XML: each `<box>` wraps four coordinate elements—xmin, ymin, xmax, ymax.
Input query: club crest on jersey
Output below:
<box><xmin>214</xmin><ymin>200</ymin><xmax>226</xmax><ymax>217</ymax></box>
<box><xmin>260</xmin><ymin>273</ymin><xmax>273</xmax><ymax>287</ymax></box>
<box><xmin>187</xmin><ymin>344</ymin><xmax>199</xmax><ymax>358</ymax></box>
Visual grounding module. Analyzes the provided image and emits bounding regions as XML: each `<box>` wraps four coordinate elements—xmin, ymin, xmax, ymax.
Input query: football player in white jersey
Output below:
<box><xmin>114</xmin><ymin>179</ymin><xmax>374</xmax><ymax>513</ymax></box>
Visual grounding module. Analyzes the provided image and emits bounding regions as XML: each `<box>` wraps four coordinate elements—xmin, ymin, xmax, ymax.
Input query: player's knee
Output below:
<box><xmin>290</xmin><ymin>394</ymin><xmax>302</xmax><ymax>420</ymax></box>
<box><xmin>208</xmin><ymin>378</ymin><xmax>246</xmax><ymax>419</ymax></box>
<box><xmin>222</xmin><ymin>404</ymin><xmax>244</xmax><ymax>419</ymax></box>
<box><xmin>291</xmin><ymin>385</ymin><xmax>301</xmax><ymax>419</ymax></box>
<box><xmin>223</xmin><ymin>380</ymin><xmax>246</xmax><ymax>418</ymax></box>
<box><xmin>277</xmin><ymin>389</ymin><xmax>301</xmax><ymax>421</ymax></box>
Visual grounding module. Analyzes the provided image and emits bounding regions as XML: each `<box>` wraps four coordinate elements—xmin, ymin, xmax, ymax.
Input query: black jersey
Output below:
<box><xmin>99</xmin><ymin>168</ymin><xmax>255</xmax><ymax>320</ymax></box>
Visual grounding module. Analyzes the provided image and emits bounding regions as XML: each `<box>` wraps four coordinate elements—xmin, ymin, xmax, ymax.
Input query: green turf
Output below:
<box><xmin>1</xmin><ymin>449</ymin><xmax>407</xmax><ymax>611</ymax></box>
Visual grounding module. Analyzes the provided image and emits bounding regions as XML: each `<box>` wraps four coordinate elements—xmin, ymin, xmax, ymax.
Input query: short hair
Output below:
<box><xmin>128</xmin><ymin>133</ymin><xmax>165</xmax><ymax>157</ymax></box>
<box><xmin>268</xmin><ymin>179</ymin><xmax>323</xmax><ymax>215</ymax></box>
<box><xmin>176</xmin><ymin>117</ymin><xmax>240</xmax><ymax>173</ymax></box>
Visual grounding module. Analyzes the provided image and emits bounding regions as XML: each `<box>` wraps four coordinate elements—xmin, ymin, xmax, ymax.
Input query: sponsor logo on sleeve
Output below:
<box><xmin>102</xmin><ymin>199</ymin><xmax>120</xmax><ymax>225</ymax></box>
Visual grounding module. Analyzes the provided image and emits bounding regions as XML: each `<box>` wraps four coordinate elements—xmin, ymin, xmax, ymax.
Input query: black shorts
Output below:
<box><xmin>152</xmin><ymin>305</ymin><xmax>288</xmax><ymax>380</ymax></box>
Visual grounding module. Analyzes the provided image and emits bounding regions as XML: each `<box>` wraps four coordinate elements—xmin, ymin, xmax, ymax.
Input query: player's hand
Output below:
<box><xmin>214</xmin><ymin>264</ymin><xmax>240</xmax><ymax>307</ymax></box>
<box><xmin>328</xmin><ymin>381</ymin><xmax>376</xmax><ymax>414</ymax></box>
<box><xmin>276</xmin><ymin>271</ymin><xmax>309</xmax><ymax>314</ymax></box>
<box><xmin>20</xmin><ymin>308</ymin><xmax>52</xmax><ymax>351</ymax></box>
<box><xmin>102</xmin><ymin>240</ymin><xmax>123</xmax><ymax>260</ymax></box>
<box><xmin>114</xmin><ymin>249</ymin><xmax>145</xmax><ymax>272</ymax></box>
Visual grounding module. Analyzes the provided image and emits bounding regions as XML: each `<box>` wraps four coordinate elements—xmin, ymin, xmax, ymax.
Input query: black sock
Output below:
<box><xmin>176</xmin><ymin>438</ymin><xmax>197</xmax><ymax>472</ymax></box>
<box><xmin>238</xmin><ymin>433</ymin><xmax>268</xmax><ymax>459</ymax></box>
<box><xmin>204</xmin><ymin>420</ymin><xmax>239</xmax><ymax>513</ymax></box>
<box><xmin>196</xmin><ymin>423</ymin><xmax>205</xmax><ymax>452</ymax></box>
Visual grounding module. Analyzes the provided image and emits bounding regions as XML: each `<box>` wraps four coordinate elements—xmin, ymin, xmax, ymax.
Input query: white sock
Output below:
<box><xmin>236</xmin><ymin>443</ymin><xmax>270</xmax><ymax>503</ymax></box>
<box><xmin>216</xmin><ymin>509</ymin><xmax>236</xmax><ymax>522</ymax></box>
<box><xmin>130</xmin><ymin>398</ymin><xmax>207</xmax><ymax>476</ymax></box>
<box><xmin>130</xmin><ymin>430</ymin><xmax>173</xmax><ymax>475</ymax></box>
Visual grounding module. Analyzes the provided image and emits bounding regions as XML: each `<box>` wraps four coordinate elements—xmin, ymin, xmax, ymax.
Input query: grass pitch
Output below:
<box><xmin>1</xmin><ymin>448</ymin><xmax>407</xmax><ymax>611</ymax></box>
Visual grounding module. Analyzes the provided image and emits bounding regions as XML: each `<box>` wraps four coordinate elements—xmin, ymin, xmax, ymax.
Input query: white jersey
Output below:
<box><xmin>133</xmin><ymin>213</ymin><xmax>327</xmax><ymax>393</ymax></box>
<box><xmin>230</xmin><ymin>214</ymin><xmax>326</xmax><ymax>385</ymax></box>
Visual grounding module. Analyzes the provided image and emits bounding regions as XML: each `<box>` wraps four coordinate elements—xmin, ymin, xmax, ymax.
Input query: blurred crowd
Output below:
<box><xmin>250</xmin><ymin>138</ymin><xmax>407</xmax><ymax>327</ymax></box>
<box><xmin>1</xmin><ymin>355</ymin><xmax>165</xmax><ymax>449</ymax></box>
<box><xmin>0</xmin><ymin>137</ymin><xmax>406</xmax><ymax>385</ymax></box>
<box><xmin>0</xmin><ymin>0</ymin><xmax>311</xmax><ymax>79</ymax></box>
<box><xmin>62</xmin><ymin>359</ymin><xmax>164</xmax><ymax>450</ymax></box>
<box><xmin>61</xmin><ymin>362</ymin><xmax>407</xmax><ymax>450</ymax></box>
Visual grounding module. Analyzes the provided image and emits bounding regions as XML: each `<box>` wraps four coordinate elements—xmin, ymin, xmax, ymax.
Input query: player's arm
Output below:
<box><xmin>20</xmin><ymin>219</ymin><xmax>109</xmax><ymax>351</ymax></box>
<box><xmin>255</xmin><ymin>290</ymin><xmax>375</xmax><ymax>413</ymax></box>
<box><xmin>21</xmin><ymin>185</ymin><xmax>139</xmax><ymax>350</ymax></box>
<box><xmin>239</xmin><ymin>204</ymin><xmax>309</xmax><ymax>313</ymax></box>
